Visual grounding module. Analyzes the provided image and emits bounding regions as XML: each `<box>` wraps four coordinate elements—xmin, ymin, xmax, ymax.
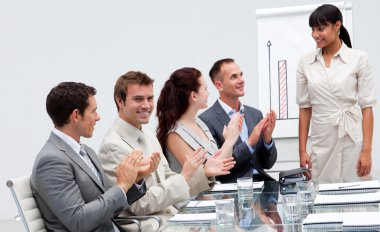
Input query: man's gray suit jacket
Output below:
<box><xmin>31</xmin><ymin>133</ymin><xmax>146</xmax><ymax>232</ymax></box>
<box><xmin>199</xmin><ymin>101</ymin><xmax>277</xmax><ymax>183</ymax></box>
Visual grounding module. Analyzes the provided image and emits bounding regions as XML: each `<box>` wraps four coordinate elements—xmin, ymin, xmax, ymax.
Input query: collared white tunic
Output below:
<box><xmin>297</xmin><ymin>43</ymin><xmax>376</xmax><ymax>182</ymax></box>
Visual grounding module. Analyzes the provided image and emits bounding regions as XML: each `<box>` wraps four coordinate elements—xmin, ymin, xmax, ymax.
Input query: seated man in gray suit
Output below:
<box><xmin>199</xmin><ymin>58</ymin><xmax>278</xmax><ymax>183</ymax></box>
<box><xmin>31</xmin><ymin>82</ymin><xmax>155</xmax><ymax>232</ymax></box>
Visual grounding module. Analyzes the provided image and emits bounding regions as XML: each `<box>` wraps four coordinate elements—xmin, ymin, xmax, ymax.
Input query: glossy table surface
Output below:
<box><xmin>161</xmin><ymin>174</ymin><xmax>380</xmax><ymax>232</ymax></box>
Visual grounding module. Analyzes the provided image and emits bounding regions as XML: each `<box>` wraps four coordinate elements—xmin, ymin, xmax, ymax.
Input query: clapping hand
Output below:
<box><xmin>204</xmin><ymin>149</ymin><xmax>236</xmax><ymax>177</ymax></box>
<box><xmin>262</xmin><ymin>110</ymin><xmax>276</xmax><ymax>144</ymax></box>
<box><xmin>223</xmin><ymin>112</ymin><xmax>243</xmax><ymax>145</ymax></box>
<box><xmin>115</xmin><ymin>151</ymin><xmax>143</xmax><ymax>192</ymax></box>
<box><xmin>136</xmin><ymin>151</ymin><xmax>161</xmax><ymax>182</ymax></box>
<box><xmin>181</xmin><ymin>148</ymin><xmax>207</xmax><ymax>181</ymax></box>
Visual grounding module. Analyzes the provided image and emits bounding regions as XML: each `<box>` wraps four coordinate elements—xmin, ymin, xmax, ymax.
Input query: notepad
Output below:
<box><xmin>209</xmin><ymin>181</ymin><xmax>264</xmax><ymax>192</ymax></box>
<box><xmin>318</xmin><ymin>180</ymin><xmax>380</xmax><ymax>195</ymax></box>
<box><xmin>168</xmin><ymin>213</ymin><xmax>216</xmax><ymax>223</ymax></box>
<box><xmin>314</xmin><ymin>191</ymin><xmax>380</xmax><ymax>206</ymax></box>
<box><xmin>343</xmin><ymin>212</ymin><xmax>380</xmax><ymax>230</ymax></box>
<box><xmin>185</xmin><ymin>200</ymin><xmax>216</xmax><ymax>208</ymax></box>
<box><xmin>302</xmin><ymin>212</ymin><xmax>343</xmax><ymax>229</ymax></box>
<box><xmin>303</xmin><ymin>212</ymin><xmax>380</xmax><ymax>230</ymax></box>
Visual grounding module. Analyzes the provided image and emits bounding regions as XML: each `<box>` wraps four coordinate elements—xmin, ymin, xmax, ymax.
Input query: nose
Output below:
<box><xmin>95</xmin><ymin>112</ymin><xmax>101</xmax><ymax>121</ymax></box>
<box><xmin>238</xmin><ymin>74</ymin><xmax>244</xmax><ymax>83</ymax></box>
<box><xmin>141</xmin><ymin>99</ymin><xmax>150</xmax><ymax>109</ymax></box>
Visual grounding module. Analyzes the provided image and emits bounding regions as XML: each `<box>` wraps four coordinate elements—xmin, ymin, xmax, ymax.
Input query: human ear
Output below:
<box><xmin>335</xmin><ymin>21</ymin><xmax>342</xmax><ymax>32</ymax></box>
<box><xmin>215</xmin><ymin>80</ymin><xmax>223</xmax><ymax>92</ymax></box>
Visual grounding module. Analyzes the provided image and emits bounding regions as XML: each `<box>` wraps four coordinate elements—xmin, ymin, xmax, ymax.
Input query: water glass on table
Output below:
<box><xmin>282</xmin><ymin>194</ymin><xmax>301</xmax><ymax>222</ymax></box>
<box><xmin>296</xmin><ymin>181</ymin><xmax>314</xmax><ymax>218</ymax></box>
<box><xmin>215</xmin><ymin>199</ymin><xmax>235</xmax><ymax>229</ymax></box>
<box><xmin>237</xmin><ymin>177</ymin><xmax>253</xmax><ymax>200</ymax></box>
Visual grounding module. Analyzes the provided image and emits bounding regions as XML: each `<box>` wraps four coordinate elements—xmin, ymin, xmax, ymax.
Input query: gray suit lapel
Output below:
<box><xmin>48</xmin><ymin>133</ymin><xmax>105</xmax><ymax>191</ymax></box>
<box><xmin>244</xmin><ymin>106</ymin><xmax>255</xmax><ymax>134</ymax></box>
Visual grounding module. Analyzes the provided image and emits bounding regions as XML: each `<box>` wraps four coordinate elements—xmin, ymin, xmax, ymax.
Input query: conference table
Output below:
<box><xmin>160</xmin><ymin>173</ymin><xmax>380</xmax><ymax>232</ymax></box>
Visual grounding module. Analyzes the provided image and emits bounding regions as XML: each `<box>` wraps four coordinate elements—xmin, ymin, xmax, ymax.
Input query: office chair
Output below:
<box><xmin>6</xmin><ymin>175</ymin><xmax>46</xmax><ymax>232</ymax></box>
<box><xmin>6</xmin><ymin>175</ymin><xmax>162</xmax><ymax>232</ymax></box>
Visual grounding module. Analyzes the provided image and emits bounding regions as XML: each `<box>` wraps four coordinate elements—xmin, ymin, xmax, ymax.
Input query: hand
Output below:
<box><xmin>115</xmin><ymin>151</ymin><xmax>142</xmax><ymax>192</ymax></box>
<box><xmin>204</xmin><ymin>150</ymin><xmax>236</xmax><ymax>177</ymax></box>
<box><xmin>181</xmin><ymin>148</ymin><xmax>207</xmax><ymax>181</ymax></box>
<box><xmin>247</xmin><ymin>117</ymin><xmax>268</xmax><ymax>147</ymax></box>
<box><xmin>299</xmin><ymin>150</ymin><xmax>312</xmax><ymax>179</ymax></box>
<box><xmin>262</xmin><ymin>110</ymin><xmax>276</xmax><ymax>144</ymax></box>
<box><xmin>356</xmin><ymin>149</ymin><xmax>372</xmax><ymax>177</ymax></box>
<box><xmin>136</xmin><ymin>152</ymin><xmax>161</xmax><ymax>182</ymax></box>
<box><xmin>223</xmin><ymin>112</ymin><xmax>243</xmax><ymax>145</ymax></box>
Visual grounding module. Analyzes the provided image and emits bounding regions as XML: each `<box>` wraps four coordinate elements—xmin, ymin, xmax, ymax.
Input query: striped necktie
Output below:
<box><xmin>79</xmin><ymin>144</ymin><xmax>102</xmax><ymax>182</ymax></box>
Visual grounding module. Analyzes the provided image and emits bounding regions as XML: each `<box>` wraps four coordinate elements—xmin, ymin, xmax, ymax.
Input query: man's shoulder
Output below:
<box><xmin>199</xmin><ymin>101</ymin><xmax>218</xmax><ymax>119</ymax></box>
<box><xmin>243</xmin><ymin>104</ymin><xmax>262</xmax><ymax>115</ymax></box>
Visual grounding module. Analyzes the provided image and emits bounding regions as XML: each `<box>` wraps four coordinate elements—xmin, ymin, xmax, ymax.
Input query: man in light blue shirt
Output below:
<box><xmin>200</xmin><ymin>58</ymin><xmax>278</xmax><ymax>183</ymax></box>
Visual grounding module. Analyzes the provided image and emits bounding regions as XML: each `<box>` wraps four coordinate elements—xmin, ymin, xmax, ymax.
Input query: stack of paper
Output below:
<box><xmin>314</xmin><ymin>191</ymin><xmax>380</xmax><ymax>206</ymax></box>
<box><xmin>168</xmin><ymin>213</ymin><xmax>216</xmax><ymax>223</ymax></box>
<box><xmin>318</xmin><ymin>180</ymin><xmax>380</xmax><ymax>194</ymax></box>
<box><xmin>185</xmin><ymin>200</ymin><xmax>216</xmax><ymax>208</ymax></box>
<box><xmin>303</xmin><ymin>212</ymin><xmax>380</xmax><ymax>230</ymax></box>
<box><xmin>209</xmin><ymin>181</ymin><xmax>264</xmax><ymax>192</ymax></box>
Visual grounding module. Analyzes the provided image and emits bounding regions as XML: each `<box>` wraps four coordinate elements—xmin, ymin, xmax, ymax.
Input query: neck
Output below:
<box><xmin>179</xmin><ymin>105</ymin><xmax>198</xmax><ymax>125</ymax></box>
<box><xmin>118</xmin><ymin>112</ymin><xmax>142</xmax><ymax>130</ymax></box>
<box><xmin>219</xmin><ymin>95</ymin><xmax>240</xmax><ymax>111</ymax></box>
<box><xmin>56</xmin><ymin>125</ymin><xmax>80</xmax><ymax>143</ymax></box>
<box><xmin>323</xmin><ymin>39</ymin><xmax>342</xmax><ymax>56</ymax></box>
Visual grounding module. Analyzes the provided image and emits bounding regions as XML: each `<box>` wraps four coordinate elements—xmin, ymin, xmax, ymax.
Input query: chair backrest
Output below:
<box><xmin>6</xmin><ymin>175</ymin><xmax>46</xmax><ymax>232</ymax></box>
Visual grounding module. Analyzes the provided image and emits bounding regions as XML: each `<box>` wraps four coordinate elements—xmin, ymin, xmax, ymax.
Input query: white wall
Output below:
<box><xmin>1</xmin><ymin>0</ymin><xmax>379</xmax><ymax>220</ymax></box>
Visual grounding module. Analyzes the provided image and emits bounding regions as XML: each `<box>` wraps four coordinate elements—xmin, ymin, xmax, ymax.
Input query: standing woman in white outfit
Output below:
<box><xmin>297</xmin><ymin>4</ymin><xmax>376</xmax><ymax>182</ymax></box>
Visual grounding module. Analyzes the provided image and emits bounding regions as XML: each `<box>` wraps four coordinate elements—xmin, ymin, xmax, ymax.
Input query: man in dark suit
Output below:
<box><xmin>199</xmin><ymin>58</ymin><xmax>277</xmax><ymax>183</ymax></box>
<box><xmin>31</xmin><ymin>82</ymin><xmax>157</xmax><ymax>231</ymax></box>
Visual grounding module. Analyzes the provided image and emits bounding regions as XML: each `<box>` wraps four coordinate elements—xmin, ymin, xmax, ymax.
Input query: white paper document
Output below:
<box><xmin>168</xmin><ymin>213</ymin><xmax>216</xmax><ymax>223</ymax></box>
<box><xmin>314</xmin><ymin>191</ymin><xmax>380</xmax><ymax>206</ymax></box>
<box><xmin>185</xmin><ymin>200</ymin><xmax>216</xmax><ymax>208</ymax></box>
<box><xmin>303</xmin><ymin>212</ymin><xmax>380</xmax><ymax>230</ymax></box>
<box><xmin>318</xmin><ymin>180</ymin><xmax>380</xmax><ymax>194</ymax></box>
<box><xmin>209</xmin><ymin>181</ymin><xmax>264</xmax><ymax>192</ymax></box>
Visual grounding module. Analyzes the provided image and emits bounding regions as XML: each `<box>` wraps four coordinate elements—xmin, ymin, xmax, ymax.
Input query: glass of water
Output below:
<box><xmin>282</xmin><ymin>194</ymin><xmax>301</xmax><ymax>222</ymax></box>
<box><xmin>296</xmin><ymin>181</ymin><xmax>315</xmax><ymax>218</ymax></box>
<box><xmin>215</xmin><ymin>199</ymin><xmax>235</xmax><ymax>229</ymax></box>
<box><xmin>237</xmin><ymin>177</ymin><xmax>253</xmax><ymax>200</ymax></box>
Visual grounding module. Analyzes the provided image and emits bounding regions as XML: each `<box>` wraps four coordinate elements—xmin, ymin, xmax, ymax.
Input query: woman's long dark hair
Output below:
<box><xmin>156</xmin><ymin>67</ymin><xmax>202</xmax><ymax>154</ymax></box>
<box><xmin>309</xmin><ymin>4</ymin><xmax>352</xmax><ymax>48</ymax></box>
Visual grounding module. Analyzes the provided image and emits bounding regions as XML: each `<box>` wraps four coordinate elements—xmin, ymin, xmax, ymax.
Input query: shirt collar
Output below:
<box><xmin>308</xmin><ymin>41</ymin><xmax>350</xmax><ymax>64</ymax></box>
<box><xmin>218</xmin><ymin>99</ymin><xmax>244</xmax><ymax>116</ymax></box>
<box><xmin>52</xmin><ymin>127</ymin><xmax>81</xmax><ymax>154</ymax></box>
<box><xmin>114</xmin><ymin>116</ymin><xmax>144</xmax><ymax>144</ymax></box>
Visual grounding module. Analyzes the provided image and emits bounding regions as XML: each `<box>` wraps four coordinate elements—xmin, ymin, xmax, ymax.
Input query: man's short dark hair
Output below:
<box><xmin>114</xmin><ymin>71</ymin><xmax>154</xmax><ymax>111</ymax></box>
<box><xmin>46</xmin><ymin>82</ymin><xmax>96</xmax><ymax>127</ymax></box>
<box><xmin>209</xmin><ymin>58</ymin><xmax>235</xmax><ymax>83</ymax></box>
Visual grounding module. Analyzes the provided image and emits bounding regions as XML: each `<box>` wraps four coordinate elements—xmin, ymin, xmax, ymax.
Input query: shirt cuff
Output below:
<box><xmin>245</xmin><ymin>141</ymin><xmax>255</xmax><ymax>154</ymax></box>
<box><xmin>264</xmin><ymin>140</ymin><xmax>273</xmax><ymax>150</ymax></box>
<box><xmin>134</xmin><ymin>179</ymin><xmax>145</xmax><ymax>189</ymax></box>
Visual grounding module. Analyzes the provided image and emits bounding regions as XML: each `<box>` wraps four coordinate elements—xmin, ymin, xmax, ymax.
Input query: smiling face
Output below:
<box><xmin>311</xmin><ymin>21</ymin><xmax>341</xmax><ymax>49</ymax></box>
<box><xmin>215</xmin><ymin>62</ymin><xmax>245</xmax><ymax>101</ymax></box>
<box><xmin>117</xmin><ymin>83</ymin><xmax>154</xmax><ymax>129</ymax></box>
<box><xmin>77</xmin><ymin>95</ymin><xmax>100</xmax><ymax>138</ymax></box>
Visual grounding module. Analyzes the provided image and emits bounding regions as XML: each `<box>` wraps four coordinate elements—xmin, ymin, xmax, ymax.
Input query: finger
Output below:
<box><xmin>222</xmin><ymin>157</ymin><xmax>234</xmax><ymax>163</ymax></box>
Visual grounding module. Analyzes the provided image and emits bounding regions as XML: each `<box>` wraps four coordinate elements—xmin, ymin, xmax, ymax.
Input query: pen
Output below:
<box><xmin>338</xmin><ymin>184</ymin><xmax>361</xmax><ymax>189</ymax></box>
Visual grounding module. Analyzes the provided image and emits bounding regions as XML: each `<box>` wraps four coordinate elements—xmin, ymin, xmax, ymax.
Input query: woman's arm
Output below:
<box><xmin>299</xmin><ymin>108</ymin><xmax>312</xmax><ymax>169</ymax></box>
<box><xmin>357</xmin><ymin>107</ymin><xmax>373</xmax><ymax>176</ymax></box>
